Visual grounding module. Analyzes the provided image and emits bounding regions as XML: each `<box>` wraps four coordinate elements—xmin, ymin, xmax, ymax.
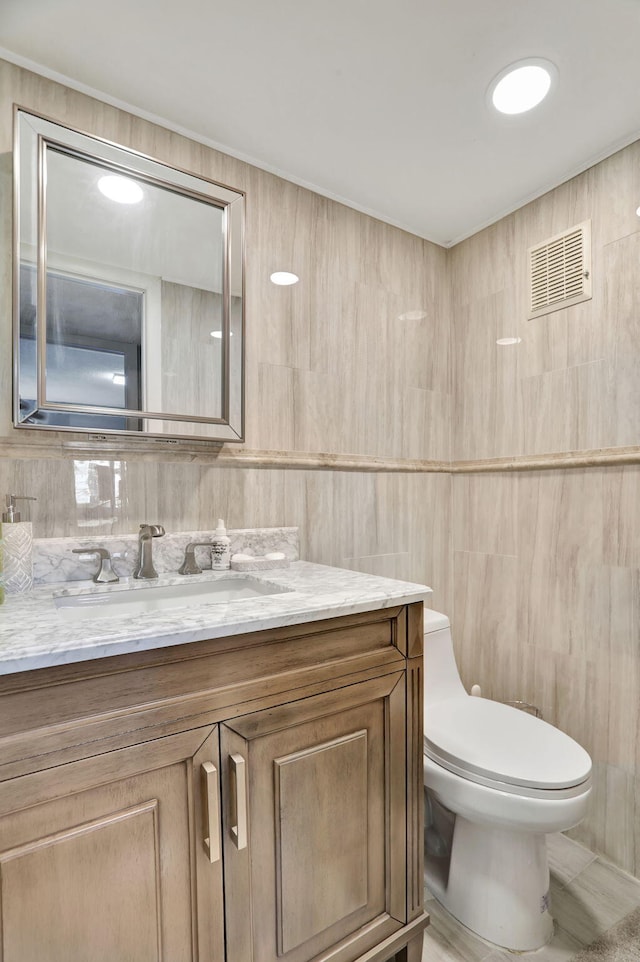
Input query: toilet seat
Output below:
<box><xmin>425</xmin><ymin>697</ymin><xmax>592</xmax><ymax>799</ymax></box>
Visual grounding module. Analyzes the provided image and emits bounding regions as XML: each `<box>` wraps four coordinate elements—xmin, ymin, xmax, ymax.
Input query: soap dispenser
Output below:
<box><xmin>211</xmin><ymin>519</ymin><xmax>231</xmax><ymax>570</ymax></box>
<box><xmin>2</xmin><ymin>494</ymin><xmax>37</xmax><ymax>593</ymax></box>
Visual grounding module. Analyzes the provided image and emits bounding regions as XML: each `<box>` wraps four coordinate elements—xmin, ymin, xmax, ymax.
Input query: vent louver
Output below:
<box><xmin>528</xmin><ymin>220</ymin><xmax>592</xmax><ymax>319</ymax></box>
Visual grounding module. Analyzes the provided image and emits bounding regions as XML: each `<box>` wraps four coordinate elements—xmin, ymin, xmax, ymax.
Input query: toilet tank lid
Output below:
<box><xmin>424</xmin><ymin>608</ymin><xmax>450</xmax><ymax>633</ymax></box>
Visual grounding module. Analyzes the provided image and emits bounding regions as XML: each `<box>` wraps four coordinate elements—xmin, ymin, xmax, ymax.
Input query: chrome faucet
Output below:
<box><xmin>133</xmin><ymin>523</ymin><xmax>165</xmax><ymax>579</ymax></box>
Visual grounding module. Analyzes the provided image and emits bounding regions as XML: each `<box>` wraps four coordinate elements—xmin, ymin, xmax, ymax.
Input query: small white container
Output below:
<box><xmin>211</xmin><ymin>519</ymin><xmax>231</xmax><ymax>570</ymax></box>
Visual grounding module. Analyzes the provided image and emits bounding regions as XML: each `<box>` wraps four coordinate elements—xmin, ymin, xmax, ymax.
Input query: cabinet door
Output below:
<box><xmin>0</xmin><ymin>726</ymin><xmax>224</xmax><ymax>962</ymax></box>
<box><xmin>221</xmin><ymin>672</ymin><xmax>408</xmax><ymax>962</ymax></box>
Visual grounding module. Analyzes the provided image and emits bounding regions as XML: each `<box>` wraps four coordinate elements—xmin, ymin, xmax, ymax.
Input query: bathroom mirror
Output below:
<box><xmin>13</xmin><ymin>108</ymin><xmax>245</xmax><ymax>442</ymax></box>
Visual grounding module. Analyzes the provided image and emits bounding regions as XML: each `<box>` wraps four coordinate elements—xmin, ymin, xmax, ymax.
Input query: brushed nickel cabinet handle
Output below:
<box><xmin>201</xmin><ymin>761</ymin><xmax>221</xmax><ymax>863</ymax></box>
<box><xmin>230</xmin><ymin>753</ymin><xmax>248</xmax><ymax>850</ymax></box>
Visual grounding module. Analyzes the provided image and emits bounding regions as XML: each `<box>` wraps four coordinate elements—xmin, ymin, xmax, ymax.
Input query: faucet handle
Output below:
<box><xmin>139</xmin><ymin>523</ymin><xmax>166</xmax><ymax>537</ymax></box>
<box><xmin>72</xmin><ymin>547</ymin><xmax>119</xmax><ymax>584</ymax></box>
<box><xmin>179</xmin><ymin>541</ymin><xmax>216</xmax><ymax>576</ymax></box>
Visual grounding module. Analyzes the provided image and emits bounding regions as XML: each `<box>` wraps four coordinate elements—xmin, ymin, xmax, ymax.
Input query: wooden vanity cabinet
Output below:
<box><xmin>0</xmin><ymin>603</ymin><xmax>426</xmax><ymax>962</ymax></box>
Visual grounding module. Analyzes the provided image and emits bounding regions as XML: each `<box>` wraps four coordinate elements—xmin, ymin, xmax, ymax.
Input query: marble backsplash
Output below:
<box><xmin>33</xmin><ymin>526</ymin><xmax>299</xmax><ymax>585</ymax></box>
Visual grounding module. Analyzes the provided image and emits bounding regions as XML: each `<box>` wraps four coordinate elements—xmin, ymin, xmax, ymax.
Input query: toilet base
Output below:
<box><xmin>425</xmin><ymin>814</ymin><xmax>554</xmax><ymax>951</ymax></box>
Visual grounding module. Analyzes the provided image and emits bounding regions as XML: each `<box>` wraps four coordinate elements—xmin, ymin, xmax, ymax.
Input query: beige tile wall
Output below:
<box><xmin>449</xmin><ymin>145</ymin><xmax>640</xmax><ymax>875</ymax></box>
<box><xmin>449</xmin><ymin>139</ymin><xmax>640</xmax><ymax>461</ymax></box>
<box><xmin>0</xmin><ymin>59</ymin><xmax>451</xmax><ymax>602</ymax></box>
<box><xmin>0</xmin><ymin>457</ymin><xmax>453</xmax><ymax>615</ymax></box>
<box><xmin>451</xmin><ymin>466</ymin><xmax>640</xmax><ymax>874</ymax></box>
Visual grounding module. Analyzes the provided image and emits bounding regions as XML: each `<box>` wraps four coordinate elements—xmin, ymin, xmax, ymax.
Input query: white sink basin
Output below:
<box><xmin>54</xmin><ymin>576</ymin><xmax>291</xmax><ymax>621</ymax></box>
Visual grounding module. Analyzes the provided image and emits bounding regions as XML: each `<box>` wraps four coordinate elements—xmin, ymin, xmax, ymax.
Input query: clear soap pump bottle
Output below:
<box><xmin>211</xmin><ymin>519</ymin><xmax>231</xmax><ymax>570</ymax></box>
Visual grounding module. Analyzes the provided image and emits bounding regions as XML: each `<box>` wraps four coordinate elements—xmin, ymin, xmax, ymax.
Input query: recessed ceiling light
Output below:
<box><xmin>398</xmin><ymin>310</ymin><xmax>427</xmax><ymax>321</ymax></box>
<box><xmin>210</xmin><ymin>330</ymin><xmax>234</xmax><ymax>338</ymax></box>
<box><xmin>489</xmin><ymin>59</ymin><xmax>556</xmax><ymax>115</ymax></box>
<box><xmin>98</xmin><ymin>174</ymin><xmax>143</xmax><ymax>204</ymax></box>
<box><xmin>496</xmin><ymin>337</ymin><xmax>522</xmax><ymax>346</ymax></box>
<box><xmin>270</xmin><ymin>271</ymin><xmax>299</xmax><ymax>286</ymax></box>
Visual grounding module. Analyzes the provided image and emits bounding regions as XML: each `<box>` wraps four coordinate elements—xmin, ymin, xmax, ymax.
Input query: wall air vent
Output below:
<box><xmin>527</xmin><ymin>220</ymin><xmax>592</xmax><ymax>319</ymax></box>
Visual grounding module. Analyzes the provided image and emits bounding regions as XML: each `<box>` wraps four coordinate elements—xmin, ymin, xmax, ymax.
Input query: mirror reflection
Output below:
<box><xmin>15</xmin><ymin>109</ymin><xmax>245</xmax><ymax>442</ymax></box>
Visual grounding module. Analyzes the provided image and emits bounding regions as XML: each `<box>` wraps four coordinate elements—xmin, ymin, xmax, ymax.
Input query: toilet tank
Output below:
<box><xmin>423</xmin><ymin>608</ymin><xmax>468</xmax><ymax>707</ymax></box>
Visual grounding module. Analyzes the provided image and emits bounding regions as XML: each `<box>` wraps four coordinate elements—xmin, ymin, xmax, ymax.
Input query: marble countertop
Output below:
<box><xmin>0</xmin><ymin>562</ymin><xmax>431</xmax><ymax>675</ymax></box>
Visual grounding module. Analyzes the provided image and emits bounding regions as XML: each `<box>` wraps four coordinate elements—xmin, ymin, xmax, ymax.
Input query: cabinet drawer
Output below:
<box><xmin>0</xmin><ymin>607</ymin><xmax>410</xmax><ymax>780</ymax></box>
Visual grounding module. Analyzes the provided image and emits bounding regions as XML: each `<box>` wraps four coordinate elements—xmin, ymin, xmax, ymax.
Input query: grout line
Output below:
<box><xmin>585</xmin><ymin>852</ymin><xmax>640</xmax><ymax>891</ymax></box>
<box><xmin>552</xmin><ymin>854</ymin><xmax>599</xmax><ymax>891</ymax></box>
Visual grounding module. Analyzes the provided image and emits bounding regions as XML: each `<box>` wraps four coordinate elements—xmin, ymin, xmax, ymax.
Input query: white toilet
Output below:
<box><xmin>423</xmin><ymin>608</ymin><xmax>592</xmax><ymax>951</ymax></box>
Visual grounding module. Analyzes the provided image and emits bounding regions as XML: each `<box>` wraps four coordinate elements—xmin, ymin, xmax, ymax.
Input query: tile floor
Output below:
<box><xmin>422</xmin><ymin>833</ymin><xmax>640</xmax><ymax>960</ymax></box>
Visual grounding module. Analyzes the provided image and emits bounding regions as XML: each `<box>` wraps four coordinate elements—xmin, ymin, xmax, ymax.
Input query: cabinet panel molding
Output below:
<box><xmin>0</xmin><ymin>726</ymin><xmax>214</xmax><ymax>818</ymax></box>
<box><xmin>407</xmin><ymin>604</ymin><xmax>424</xmax><ymax>660</ymax></box>
<box><xmin>274</xmin><ymin>729</ymin><xmax>369</xmax><ymax>953</ymax></box>
<box><xmin>0</xmin><ymin>800</ymin><xmax>162</xmax><ymax>962</ymax></box>
<box><xmin>406</xmin><ymin>658</ymin><xmax>425</xmax><ymax>921</ymax></box>
<box><xmin>224</xmin><ymin>671</ymin><xmax>403</xmax><ymax>741</ymax></box>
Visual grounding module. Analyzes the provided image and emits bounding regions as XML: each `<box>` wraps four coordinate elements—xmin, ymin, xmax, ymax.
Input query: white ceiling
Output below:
<box><xmin>2</xmin><ymin>0</ymin><xmax>640</xmax><ymax>247</ymax></box>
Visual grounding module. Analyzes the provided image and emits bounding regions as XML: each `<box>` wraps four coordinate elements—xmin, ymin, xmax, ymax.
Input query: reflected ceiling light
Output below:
<box><xmin>636</xmin><ymin>205</ymin><xmax>640</xmax><ymax>217</ymax></box>
<box><xmin>270</xmin><ymin>271</ymin><xmax>299</xmax><ymax>285</ymax></box>
<box><xmin>496</xmin><ymin>337</ymin><xmax>522</xmax><ymax>346</ymax></box>
<box><xmin>489</xmin><ymin>59</ymin><xmax>556</xmax><ymax>115</ymax></box>
<box><xmin>210</xmin><ymin>330</ymin><xmax>234</xmax><ymax>338</ymax></box>
<box><xmin>112</xmin><ymin>372</ymin><xmax>126</xmax><ymax>385</ymax></box>
<box><xmin>98</xmin><ymin>174</ymin><xmax>143</xmax><ymax>204</ymax></box>
<box><xmin>398</xmin><ymin>309</ymin><xmax>427</xmax><ymax>321</ymax></box>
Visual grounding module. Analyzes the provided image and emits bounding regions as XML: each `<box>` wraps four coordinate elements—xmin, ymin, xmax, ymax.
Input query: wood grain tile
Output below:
<box><xmin>521</xmin><ymin>361</ymin><xmax>610</xmax><ymax>455</ymax></box>
<box><xmin>549</xmin><ymin>857</ymin><xmax>640</xmax><ymax>946</ymax></box>
<box><xmin>452</xmin><ymin>293</ymin><xmax>522</xmax><ymax>461</ymax></box>
<box><xmin>482</xmin><ymin>927</ymin><xmax>583</xmax><ymax>962</ymax></box>
<box><xmin>452</xmin><ymin>550</ymin><xmax>518</xmax><ymax>699</ymax></box>
<box><xmin>591</xmin><ymin>140</ymin><xmax>640</xmax><ymax>250</ymax></box>
<box><xmin>547</xmin><ymin>833</ymin><xmax>597</xmax><ymax>889</ymax></box>
<box><xmin>452</xmin><ymin>473</ymin><xmax>517</xmax><ymax>556</ymax></box>
<box><xmin>604</xmin><ymin>232</ymin><xmax>640</xmax><ymax>448</ymax></box>
<box><xmin>420</xmin><ymin>898</ymin><xmax>495</xmax><ymax>962</ymax></box>
<box><xmin>449</xmin><ymin>218</ymin><xmax>515</xmax><ymax>311</ymax></box>
<box><xmin>603</xmin><ymin>465</ymin><xmax>640</xmax><ymax>568</ymax></box>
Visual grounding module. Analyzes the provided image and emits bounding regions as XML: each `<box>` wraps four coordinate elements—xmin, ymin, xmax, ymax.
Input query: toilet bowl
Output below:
<box><xmin>423</xmin><ymin>608</ymin><xmax>592</xmax><ymax>951</ymax></box>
